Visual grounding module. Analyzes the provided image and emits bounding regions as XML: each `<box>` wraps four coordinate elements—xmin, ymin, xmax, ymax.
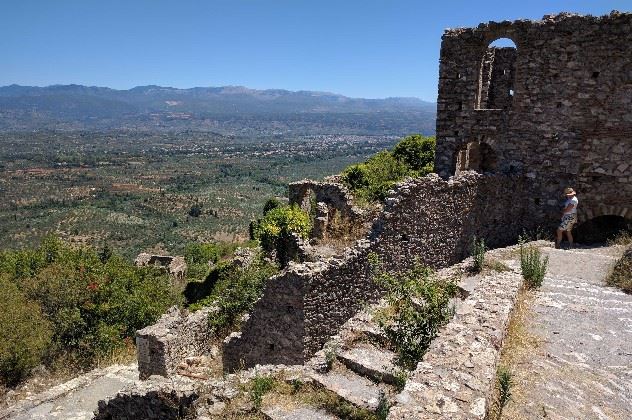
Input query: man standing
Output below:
<box><xmin>556</xmin><ymin>187</ymin><xmax>578</xmax><ymax>249</ymax></box>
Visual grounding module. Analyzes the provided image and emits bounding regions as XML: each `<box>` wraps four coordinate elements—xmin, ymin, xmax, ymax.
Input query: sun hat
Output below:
<box><xmin>564</xmin><ymin>187</ymin><xmax>576</xmax><ymax>196</ymax></box>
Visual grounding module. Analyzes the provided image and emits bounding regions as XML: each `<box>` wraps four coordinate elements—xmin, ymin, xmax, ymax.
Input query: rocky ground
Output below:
<box><xmin>2</xmin><ymin>242</ymin><xmax>628</xmax><ymax>419</ymax></box>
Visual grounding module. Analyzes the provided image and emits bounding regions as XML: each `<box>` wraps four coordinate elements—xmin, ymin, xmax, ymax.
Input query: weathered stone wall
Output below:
<box><xmin>136</xmin><ymin>306</ymin><xmax>217</xmax><ymax>379</ymax></box>
<box><xmin>435</xmin><ymin>11</ymin><xmax>632</xmax><ymax>228</ymax></box>
<box><xmin>224</xmin><ymin>172</ymin><xmax>537</xmax><ymax>371</ymax></box>
<box><xmin>288</xmin><ymin>180</ymin><xmax>371</xmax><ymax>242</ymax></box>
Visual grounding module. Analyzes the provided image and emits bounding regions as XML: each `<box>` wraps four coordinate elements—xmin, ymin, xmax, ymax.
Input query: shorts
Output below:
<box><xmin>559</xmin><ymin>213</ymin><xmax>577</xmax><ymax>231</ymax></box>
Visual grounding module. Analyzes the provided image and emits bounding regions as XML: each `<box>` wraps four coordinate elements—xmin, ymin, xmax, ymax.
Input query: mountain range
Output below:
<box><xmin>0</xmin><ymin>84</ymin><xmax>436</xmax><ymax>135</ymax></box>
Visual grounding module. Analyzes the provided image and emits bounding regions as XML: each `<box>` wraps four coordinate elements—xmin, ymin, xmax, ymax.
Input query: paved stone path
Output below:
<box><xmin>1</xmin><ymin>364</ymin><xmax>138</xmax><ymax>420</ymax></box>
<box><xmin>504</xmin><ymin>245</ymin><xmax>632</xmax><ymax>420</ymax></box>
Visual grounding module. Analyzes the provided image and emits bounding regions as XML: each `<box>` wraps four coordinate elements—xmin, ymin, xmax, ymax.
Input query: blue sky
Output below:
<box><xmin>0</xmin><ymin>1</ymin><xmax>628</xmax><ymax>100</ymax></box>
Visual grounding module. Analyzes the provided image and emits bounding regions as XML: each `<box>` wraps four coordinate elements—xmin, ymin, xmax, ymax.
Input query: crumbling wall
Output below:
<box><xmin>435</xmin><ymin>11</ymin><xmax>632</xmax><ymax>227</ymax></box>
<box><xmin>135</xmin><ymin>253</ymin><xmax>187</xmax><ymax>285</ymax></box>
<box><xmin>288</xmin><ymin>180</ymin><xmax>371</xmax><ymax>242</ymax></box>
<box><xmin>136</xmin><ymin>306</ymin><xmax>217</xmax><ymax>379</ymax></box>
<box><xmin>224</xmin><ymin>172</ymin><xmax>537</xmax><ymax>371</ymax></box>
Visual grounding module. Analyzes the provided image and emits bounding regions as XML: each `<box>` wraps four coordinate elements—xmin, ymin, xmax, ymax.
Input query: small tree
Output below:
<box><xmin>252</xmin><ymin>204</ymin><xmax>312</xmax><ymax>265</ymax></box>
<box><xmin>392</xmin><ymin>134</ymin><xmax>435</xmax><ymax>173</ymax></box>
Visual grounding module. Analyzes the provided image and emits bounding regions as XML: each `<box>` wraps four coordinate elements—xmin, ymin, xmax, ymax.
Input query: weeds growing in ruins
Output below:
<box><xmin>520</xmin><ymin>244</ymin><xmax>549</xmax><ymax>288</ymax></box>
<box><xmin>323</xmin><ymin>342</ymin><xmax>338</xmax><ymax>372</ymax></box>
<box><xmin>371</xmin><ymin>259</ymin><xmax>457</xmax><ymax>370</ymax></box>
<box><xmin>494</xmin><ymin>366</ymin><xmax>513</xmax><ymax>419</ymax></box>
<box><xmin>393</xmin><ymin>368</ymin><xmax>408</xmax><ymax>392</ymax></box>
<box><xmin>249</xmin><ymin>374</ymin><xmax>276</xmax><ymax>410</ymax></box>
<box><xmin>376</xmin><ymin>392</ymin><xmax>390</xmax><ymax>420</ymax></box>
<box><xmin>471</xmin><ymin>237</ymin><xmax>486</xmax><ymax>273</ymax></box>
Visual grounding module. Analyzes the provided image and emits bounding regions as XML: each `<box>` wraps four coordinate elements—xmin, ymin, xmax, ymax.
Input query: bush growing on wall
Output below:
<box><xmin>341</xmin><ymin>134</ymin><xmax>435</xmax><ymax>203</ymax></box>
<box><xmin>252</xmin><ymin>204</ymin><xmax>312</xmax><ymax>257</ymax></box>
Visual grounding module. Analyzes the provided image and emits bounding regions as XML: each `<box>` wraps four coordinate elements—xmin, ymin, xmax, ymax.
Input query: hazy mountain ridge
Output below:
<box><xmin>0</xmin><ymin>84</ymin><xmax>436</xmax><ymax>135</ymax></box>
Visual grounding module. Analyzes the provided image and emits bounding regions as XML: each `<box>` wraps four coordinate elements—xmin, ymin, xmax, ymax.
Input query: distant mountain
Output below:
<box><xmin>0</xmin><ymin>84</ymin><xmax>436</xmax><ymax>135</ymax></box>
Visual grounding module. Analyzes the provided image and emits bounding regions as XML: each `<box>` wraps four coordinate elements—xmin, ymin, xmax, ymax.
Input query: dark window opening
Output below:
<box><xmin>457</xmin><ymin>102</ymin><xmax>463</xmax><ymax>110</ymax></box>
<box><xmin>509</xmin><ymin>89</ymin><xmax>514</xmax><ymax>96</ymax></box>
<box><xmin>592</xmin><ymin>71</ymin><xmax>600</xmax><ymax>79</ymax></box>
<box><xmin>455</xmin><ymin>141</ymin><xmax>498</xmax><ymax>175</ymax></box>
<box><xmin>455</xmin><ymin>130</ymin><xmax>460</xmax><ymax>136</ymax></box>
<box><xmin>556</xmin><ymin>102</ymin><xmax>562</xmax><ymax>108</ymax></box>
<box><xmin>575</xmin><ymin>215</ymin><xmax>631</xmax><ymax>244</ymax></box>
<box><xmin>457</xmin><ymin>72</ymin><xmax>462</xmax><ymax>79</ymax></box>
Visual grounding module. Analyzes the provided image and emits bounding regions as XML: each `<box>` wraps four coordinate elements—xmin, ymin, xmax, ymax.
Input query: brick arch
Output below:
<box><xmin>576</xmin><ymin>205</ymin><xmax>632</xmax><ymax>224</ymax></box>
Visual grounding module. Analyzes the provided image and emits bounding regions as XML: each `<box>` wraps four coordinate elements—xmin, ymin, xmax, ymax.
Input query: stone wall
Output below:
<box><xmin>288</xmin><ymin>180</ymin><xmax>371</xmax><ymax>242</ymax></box>
<box><xmin>224</xmin><ymin>172</ymin><xmax>538</xmax><ymax>371</ymax></box>
<box><xmin>135</xmin><ymin>253</ymin><xmax>188</xmax><ymax>285</ymax></box>
<box><xmin>434</xmin><ymin>11</ymin><xmax>632</xmax><ymax>228</ymax></box>
<box><xmin>136</xmin><ymin>306</ymin><xmax>218</xmax><ymax>379</ymax></box>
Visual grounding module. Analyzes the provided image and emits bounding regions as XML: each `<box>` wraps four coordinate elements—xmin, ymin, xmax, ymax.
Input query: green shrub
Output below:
<box><xmin>249</xmin><ymin>375</ymin><xmax>276</xmax><ymax>410</ymax></box>
<box><xmin>374</xmin><ymin>263</ymin><xmax>457</xmax><ymax>370</ymax></box>
<box><xmin>0</xmin><ymin>275</ymin><xmax>52</xmax><ymax>386</ymax></box>
<box><xmin>495</xmin><ymin>366</ymin><xmax>513</xmax><ymax>419</ymax></box>
<box><xmin>263</xmin><ymin>197</ymin><xmax>283</xmax><ymax>215</ymax></box>
<box><xmin>190</xmin><ymin>253</ymin><xmax>278</xmax><ymax>335</ymax></box>
<box><xmin>252</xmin><ymin>204</ymin><xmax>312</xmax><ymax>265</ymax></box>
<box><xmin>520</xmin><ymin>245</ymin><xmax>549</xmax><ymax>288</ymax></box>
<box><xmin>341</xmin><ymin>135</ymin><xmax>435</xmax><ymax>204</ymax></box>
<box><xmin>471</xmin><ymin>237</ymin><xmax>486</xmax><ymax>273</ymax></box>
<box><xmin>0</xmin><ymin>236</ymin><xmax>180</xmax><ymax>378</ymax></box>
<box><xmin>184</xmin><ymin>241</ymin><xmax>242</xmax><ymax>281</ymax></box>
<box><xmin>392</xmin><ymin>134</ymin><xmax>435</xmax><ymax>172</ymax></box>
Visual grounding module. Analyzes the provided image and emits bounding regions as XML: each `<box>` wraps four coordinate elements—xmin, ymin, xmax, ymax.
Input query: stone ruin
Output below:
<box><xmin>98</xmin><ymin>11</ymin><xmax>631</xmax><ymax>419</ymax></box>
<box><xmin>134</xmin><ymin>253</ymin><xmax>187</xmax><ymax>285</ymax></box>
<box><xmin>434</xmin><ymin>11</ymin><xmax>632</xmax><ymax>227</ymax></box>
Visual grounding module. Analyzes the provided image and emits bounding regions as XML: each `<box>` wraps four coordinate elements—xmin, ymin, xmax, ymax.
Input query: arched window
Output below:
<box><xmin>477</xmin><ymin>38</ymin><xmax>517</xmax><ymax>110</ymax></box>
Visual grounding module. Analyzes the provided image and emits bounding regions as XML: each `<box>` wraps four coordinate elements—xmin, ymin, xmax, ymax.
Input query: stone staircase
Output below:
<box><xmin>261</xmin><ymin>300</ymin><xmax>402</xmax><ymax>419</ymax></box>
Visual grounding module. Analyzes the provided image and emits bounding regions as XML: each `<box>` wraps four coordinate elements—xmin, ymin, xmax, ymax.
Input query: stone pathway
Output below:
<box><xmin>503</xmin><ymin>245</ymin><xmax>632</xmax><ymax>420</ymax></box>
<box><xmin>1</xmin><ymin>364</ymin><xmax>138</xmax><ymax>420</ymax></box>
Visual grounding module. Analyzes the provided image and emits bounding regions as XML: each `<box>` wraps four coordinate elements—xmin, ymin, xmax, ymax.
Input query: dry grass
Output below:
<box><xmin>606</xmin><ymin>247</ymin><xmax>632</xmax><ymax>294</ymax></box>
<box><xmin>488</xmin><ymin>287</ymin><xmax>542</xmax><ymax>420</ymax></box>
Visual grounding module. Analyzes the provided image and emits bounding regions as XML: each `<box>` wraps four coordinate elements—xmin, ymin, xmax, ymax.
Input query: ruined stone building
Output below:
<box><xmin>435</xmin><ymin>11</ymin><xmax>632</xmax><ymax>229</ymax></box>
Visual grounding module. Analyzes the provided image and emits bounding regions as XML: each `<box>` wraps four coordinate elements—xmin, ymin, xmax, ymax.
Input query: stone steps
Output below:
<box><xmin>309</xmin><ymin>367</ymin><xmax>392</xmax><ymax>412</ymax></box>
<box><xmin>337</xmin><ymin>342</ymin><xmax>400</xmax><ymax>385</ymax></box>
<box><xmin>262</xmin><ymin>405</ymin><xmax>339</xmax><ymax>420</ymax></box>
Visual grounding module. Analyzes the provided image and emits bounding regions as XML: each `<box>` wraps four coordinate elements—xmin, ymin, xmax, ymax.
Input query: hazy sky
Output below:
<box><xmin>1</xmin><ymin>0</ymin><xmax>629</xmax><ymax>100</ymax></box>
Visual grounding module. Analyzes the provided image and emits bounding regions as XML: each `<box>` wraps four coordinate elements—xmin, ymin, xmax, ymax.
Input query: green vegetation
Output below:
<box><xmin>189</xmin><ymin>251</ymin><xmax>278</xmax><ymax>335</ymax></box>
<box><xmin>471</xmin><ymin>237</ymin><xmax>486</xmax><ymax>273</ymax></box>
<box><xmin>520</xmin><ymin>244</ymin><xmax>549</xmax><ymax>288</ymax></box>
<box><xmin>183</xmin><ymin>241</ymin><xmax>247</xmax><ymax>281</ymax></box>
<box><xmin>341</xmin><ymin>134</ymin><xmax>435</xmax><ymax>203</ymax></box>
<box><xmin>249</xmin><ymin>374</ymin><xmax>276</xmax><ymax>410</ymax></box>
<box><xmin>0</xmin><ymin>132</ymin><xmax>397</xmax><ymax>259</ymax></box>
<box><xmin>607</xmin><ymin>248</ymin><xmax>632</xmax><ymax>293</ymax></box>
<box><xmin>0</xmin><ymin>235</ymin><xmax>180</xmax><ymax>386</ymax></box>
<box><xmin>495</xmin><ymin>366</ymin><xmax>513</xmax><ymax>419</ymax></box>
<box><xmin>251</xmin><ymin>204</ymin><xmax>312</xmax><ymax>265</ymax></box>
<box><xmin>372</xmin><ymin>258</ymin><xmax>457</xmax><ymax>370</ymax></box>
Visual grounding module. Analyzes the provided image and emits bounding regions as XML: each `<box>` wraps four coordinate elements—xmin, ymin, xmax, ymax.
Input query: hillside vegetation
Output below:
<box><xmin>0</xmin><ymin>236</ymin><xmax>180</xmax><ymax>386</ymax></box>
<box><xmin>341</xmin><ymin>134</ymin><xmax>435</xmax><ymax>202</ymax></box>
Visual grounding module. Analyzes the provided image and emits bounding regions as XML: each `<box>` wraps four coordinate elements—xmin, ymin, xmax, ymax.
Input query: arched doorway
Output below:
<box><xmin>575</xmin><ymin>215</ymin><xmax>632</xmax><ymax>243</ymax></box>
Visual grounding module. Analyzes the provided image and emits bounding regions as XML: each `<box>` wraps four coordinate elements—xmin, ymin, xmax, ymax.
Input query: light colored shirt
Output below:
<box><xmin>563</xmin><ymin>196</ymin><xmax>578</xmax><ymax>215</ymax></box>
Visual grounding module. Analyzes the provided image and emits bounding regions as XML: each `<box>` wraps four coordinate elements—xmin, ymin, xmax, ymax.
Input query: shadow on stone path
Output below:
<box><xmin>1</xmin><ymin>364</ymin><xmax>138</xmax><ymax>420</ymax></box>
<box><xmin>503</xmin><ymin>245</ymin><xmax>632</xmax><ymax>420</ymax></box>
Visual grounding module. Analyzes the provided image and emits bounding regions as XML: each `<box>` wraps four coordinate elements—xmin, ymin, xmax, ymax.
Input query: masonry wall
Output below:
<box><xmin>434</xmin><ymin>11</ymin><xmax>632</xmax><ymax>226</ymax></box>
<box><xmin>224</xmin><ymin>172</ymin><xmax>537</xmax><ymax>370</ymax></box>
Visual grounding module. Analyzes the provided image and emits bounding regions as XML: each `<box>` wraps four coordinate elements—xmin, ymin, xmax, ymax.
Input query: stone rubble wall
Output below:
<box><xmin>434</xmin><ymin>11</ymin><xmax>632</xmax><ymax>226</ymax></box>
<box><xmin>223</xmin><ymin>172</ymin><xmax>538</xmax><ymax>371</ymax></box>
<box><xmin>288</xmin><ymin>180</ymin><xmax>372</xmax><ymax>241</ymax></box>
<box><xmin>388</xmin><ymin>261</ymin><xmax>525</xmax><ymax>419</ymax></box>
<box><xmin>136</xmin><ymin>306</ymin><xmax>218</xmax><ymax>379</ymax></box>
<box><xmin>134</xmin><ymin>253</ymin><xmax>188</xmax><ymax>285</ymax></box>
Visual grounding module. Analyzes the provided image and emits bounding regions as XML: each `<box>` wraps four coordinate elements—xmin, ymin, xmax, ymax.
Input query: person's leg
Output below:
<box><xmin>556</xmin><ymin>228</ymin><xmax>563</xmax><ymax>248</ymax></box>
<box><xmin>565</xmin><ymin>229</ymin><xmax>574</xmax><ymax>248</ymax></box>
